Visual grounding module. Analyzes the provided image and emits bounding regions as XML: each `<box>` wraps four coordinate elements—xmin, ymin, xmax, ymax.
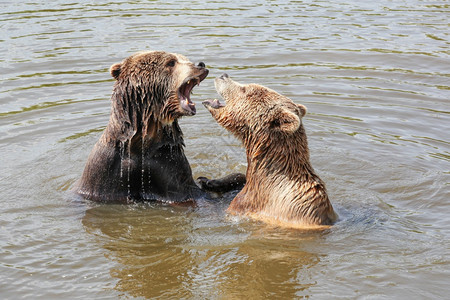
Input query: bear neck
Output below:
<box><xmin>244</xmin><ymin>126</ymin><xmax>315</xmax><ymax>179</ymax></box>
<box><xmin>103</xmin><ymin>87</ymin><xmax>184</xmax><ymax>148</ymax></box>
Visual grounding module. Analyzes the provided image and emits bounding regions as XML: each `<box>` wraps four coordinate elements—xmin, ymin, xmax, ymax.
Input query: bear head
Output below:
<box><xmin>109</xmin><ymin>51</ymin><xmax>208</xmax><ymax>127</ymax></box>
<box><xmin>203</xmin><ymin>74</ymin><xmax>307</xmax><ymax>144</ymax></box>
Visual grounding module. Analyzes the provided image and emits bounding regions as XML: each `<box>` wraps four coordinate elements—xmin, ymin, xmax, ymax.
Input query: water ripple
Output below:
<box><xmin>1</xmin><ymin>0</ymin><xmax>449</xmax><ymax>298</ymax></box>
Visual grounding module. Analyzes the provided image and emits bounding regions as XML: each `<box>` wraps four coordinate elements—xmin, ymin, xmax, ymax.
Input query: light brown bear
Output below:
<box><xmin>73</xmin><ymin>52</ymin><xmax>245</xmax><ymax>203</ymax></box>
<box><xmin>203</xmin><ymin>74</ymin><xmax>337</xmax><ymax>228</ymax></box>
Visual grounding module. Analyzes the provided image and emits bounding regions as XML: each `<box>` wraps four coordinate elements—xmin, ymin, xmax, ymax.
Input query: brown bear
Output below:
<box><xmin>203</xmin><ymin>74</ymin><xmax>337</xmax><ymax>228</ymax></box>
<box><xmin>73</xmin><ymin>51</ymin><xmax>245</xmax><ymax>203</ymax></box>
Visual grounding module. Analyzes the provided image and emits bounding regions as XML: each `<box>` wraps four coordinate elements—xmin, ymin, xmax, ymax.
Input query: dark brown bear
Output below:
<box><xmin>73</xmin><ymin>51</ymin><xmax>245</xmax><ymax>203</ymax></box>
<box><xmin>203</xmin><ymin>74</ymin><xmax>337</xmax><ymax>228</ymax></box>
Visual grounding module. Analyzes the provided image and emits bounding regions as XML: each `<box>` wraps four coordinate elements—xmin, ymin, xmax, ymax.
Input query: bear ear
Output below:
<box><xmin>271</xmin><ymin>107</ymin><xmax>301</xmax><ymax>133</ymax></box>
<box><xmin>110</xmin><ymin>63</ymin><xmax>122</xmax><ymax>80</ymax></box>
<box><xmin>296</xmin><ymin>103</ymin><xmax>307</xmax><ymax>117</ymax></box>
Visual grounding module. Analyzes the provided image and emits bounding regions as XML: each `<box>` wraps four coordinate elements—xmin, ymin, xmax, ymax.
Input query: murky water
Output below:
<box><xmin>1</xmin><ymin>0</ymin><xmax>449</xmax><ymax>298</ymax></box>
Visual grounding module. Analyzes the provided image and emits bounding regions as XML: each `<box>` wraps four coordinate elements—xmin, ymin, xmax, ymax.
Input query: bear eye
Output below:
<box><xmin>166</xmin><ymin>59</ymin><xmax>176</xmax><ymax>67</ymax></box>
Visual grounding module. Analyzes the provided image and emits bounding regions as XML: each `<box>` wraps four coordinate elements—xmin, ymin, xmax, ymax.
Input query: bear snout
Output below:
<box><xmin>197</xmin><ymin>62</ymin><xmax>206</xmax><ymax>69</ymax></box>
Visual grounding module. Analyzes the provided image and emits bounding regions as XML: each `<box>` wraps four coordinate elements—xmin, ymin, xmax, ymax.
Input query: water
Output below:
<box><xmin>1</xmin><ymin>0</ymin><xmax>449</xmax><ymax>298</ymax></box>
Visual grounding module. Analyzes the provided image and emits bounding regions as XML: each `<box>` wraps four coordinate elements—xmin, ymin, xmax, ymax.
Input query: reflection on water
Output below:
<box><xmin>82</xmin><ymin>202</ymin><xmax>322</xmax><ymax>298</ymax></box>
<box><xmin>1</xmin><ymin>0</ymin><xmax>449</xmax><ymax>298</ymax></box>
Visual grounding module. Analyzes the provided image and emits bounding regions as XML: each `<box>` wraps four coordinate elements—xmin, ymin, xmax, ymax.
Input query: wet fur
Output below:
<box><xmin>74</xmin><ymin>52</ymin><xmax>244</xmax><ymax>203</ymax></box>
<box><xmin>204</xmin><ymin>75</ymin><xmax>337</xmax><ymax>227</ymax></box>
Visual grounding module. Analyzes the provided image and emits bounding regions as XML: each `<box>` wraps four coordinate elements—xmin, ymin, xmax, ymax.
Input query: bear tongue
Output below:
<box><xmin>179</xmin><ymin>78</ymin><xmax>198</xmax><ymax>115</ymax></box>
<box><xmin>180</xmin><ymin>96</ymin><xmax>196</xmax><ymax>115</ymax></box>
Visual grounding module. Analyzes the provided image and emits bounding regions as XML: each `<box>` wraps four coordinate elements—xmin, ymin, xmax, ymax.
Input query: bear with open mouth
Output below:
<box><xmin>74</xmin><ymin>51</ymin><xmax>245</xmax><ymax>203</ymax></box>
<box><xmin>203</xmin><ymin>74</ymin><xmax>337</xmax><ymax>228</ymax></box>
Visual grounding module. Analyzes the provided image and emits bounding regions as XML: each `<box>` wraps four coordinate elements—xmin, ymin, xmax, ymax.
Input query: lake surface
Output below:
<box><xmin>1</xmin><ymin>0</ymin><xmax>449</xmax><ymax>298</ymax></box>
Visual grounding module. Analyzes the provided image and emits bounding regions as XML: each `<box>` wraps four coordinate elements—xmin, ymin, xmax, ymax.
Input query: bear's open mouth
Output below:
<box><xmin>178</xmin><ymin>72</ymin><xmax>208</xmax><ymax>115</ymax></box>
<box><xmin>202</xmin><ymin>98</ymin><xmax>225</xmax><ymax>109</ymax></box>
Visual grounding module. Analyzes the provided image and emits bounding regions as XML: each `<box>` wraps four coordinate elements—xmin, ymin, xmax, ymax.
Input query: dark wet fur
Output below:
<box><xmin>73</xmin><ymin>51</ymin><xmax>245</xmax><ymax>203</ymax></box>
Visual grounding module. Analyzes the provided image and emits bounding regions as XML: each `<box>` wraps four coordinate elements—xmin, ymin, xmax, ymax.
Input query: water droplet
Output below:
<box><xmin>141</xmin><ymin>136</ymin><xmax>145</xmax><ymax>197</ymax></box>
<box><xmin>127</xmin><ymin>137</ymin><xmax>132</xmax><ymax>198</ymax></box>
